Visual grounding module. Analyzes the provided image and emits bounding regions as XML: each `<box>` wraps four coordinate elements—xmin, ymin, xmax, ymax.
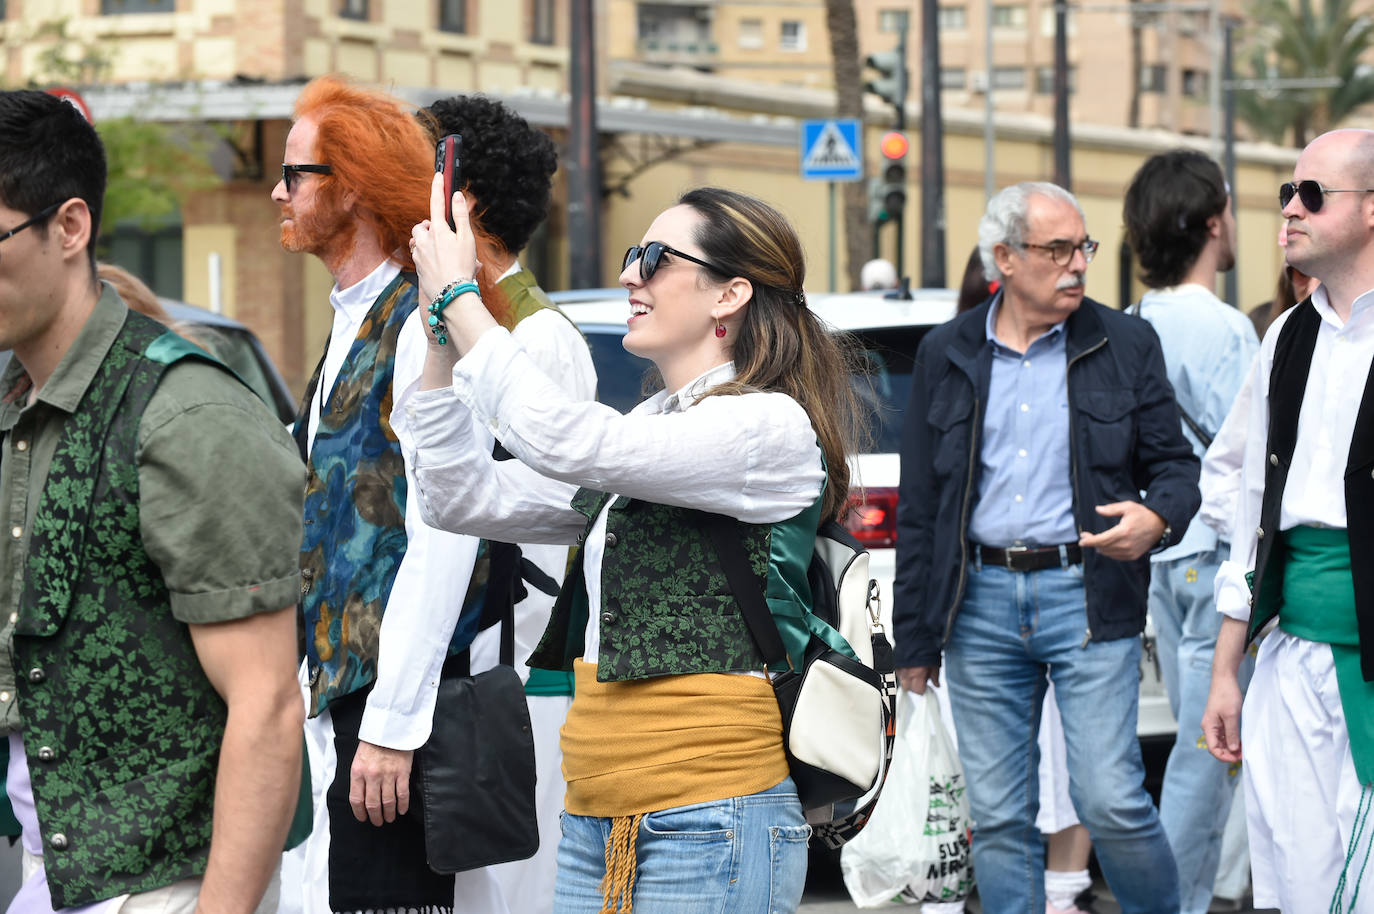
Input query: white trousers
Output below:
<box><xmin>1244</xmin><ymin>629</ymin><xmax>1374</xmax><ymax>913</ymax></box>
<box><xmin>454</xmin><ymin>694</ymin><xmax>571</xmax><ymax>914</ymax></box>
<box><xmin>1036</xmin><ymin>680</ymin><xmax>1080</xmax><ymax>835</ymax></box>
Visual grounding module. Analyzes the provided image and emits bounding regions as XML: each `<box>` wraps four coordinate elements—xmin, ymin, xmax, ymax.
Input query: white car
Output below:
<box><xmin>549</xmin><ymin>288</ymin><xmax>1176</xmax><ymax>754</ymax></box>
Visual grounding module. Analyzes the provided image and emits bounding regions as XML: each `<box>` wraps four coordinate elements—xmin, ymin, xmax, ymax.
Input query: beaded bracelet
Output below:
<box><xmin>426</xmin><ymin>280</ymin><xmax>481</xmax><ymax>346</ymax></box>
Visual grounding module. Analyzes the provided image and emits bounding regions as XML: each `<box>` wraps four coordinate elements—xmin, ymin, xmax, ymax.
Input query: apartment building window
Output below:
<box><xmin>991</xmin><ymin>66</ymin><xmax>1026</xmax><ymax>89</ymax></box>
<box><xmin>439</xmin><ymin>0</ymin><xmax>466</xmax><ymax>32</ymax></box>
<box><xmin>992</xmin><ymin>5</ymin><xmax>1026</xmax><ymax>28</ymax></box>
<box><xmin>1140</xmin><ymin>64</ymin><xmax>1166</xmax><ymax>92</ymax></box>
<box><xmin>1038</xmin><ymin>8</ymin><xmax>1077</xmax><ymax>36</ymax></box>
<box><xmin>101</xmin><ymin>0</ymin><xmax>174</xmax><ymax>11</ymax></box>
<box><xmin>1182</xmin><ymin>68</ymin><xmax>1208</xmax><ymax>97</ymax></box>
<box><xmin>780</xmin><ymin>20</ymin><xmax>806</xmax><ymax>51</ymax></box>
<box><xmin>638</xmin><ymin>4</ymin><xmax>712</xmax><ymax>47</ymax></box>
<box><xmin>941</xmin><ymin>67</ymin><xmax>967</xmax><ymax>89</ymax></box>
<box><xmin>531</xmin><ymin>0</ymin><xmax>555</xmax><ymax>44</ymax></box>
<box><xmin>339</xmin><ymin>0</ymin><xmax>367</xmax><ymax>20</ymax></box>
<box><xmin>879</xmin><ymin>9</ymin><xmax>910</xmax><ymax>33</ymax></box>
<box><xmin>739</xmin><ymin>18</ymin><xmax>764</xmax><ymax>49</ymax></box>
<box><xmin>937</xmin><ymin>6</ymin><xmax>967</xmax><ymax>30</ymax></box>
<box><xmin>1035</xmin><ymin>66</ymin><xmax>1076</xmax><ymax>93</ymax></box>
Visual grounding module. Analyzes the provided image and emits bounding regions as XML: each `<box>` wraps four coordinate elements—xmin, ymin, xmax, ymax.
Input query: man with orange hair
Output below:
<box><xmin>272</xmin><ymin>76</ymin><xmax>487</xmax><ymax>914</ymax></box>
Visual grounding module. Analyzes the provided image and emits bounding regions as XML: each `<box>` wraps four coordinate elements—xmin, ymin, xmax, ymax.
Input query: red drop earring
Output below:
<box><xmin>715</xmin><ymin>321</ymin><xmax>727</xmax><ymax>339</ymax></box>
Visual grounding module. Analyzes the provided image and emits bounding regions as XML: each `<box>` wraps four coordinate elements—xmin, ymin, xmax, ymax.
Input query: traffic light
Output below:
<box><xmin>867</xmin><ymin>176</ymin><xmax>890</xmax><ymax>225</ymax></box>
<box><xmin>864</xmin><ymin>30</ymin><xmax>909</xmax><ymax>125</ymax></box>
<box><xmin>877</xmin><ymin>131</ymin><xmax>908</xmax><ymax>222</ymax></box>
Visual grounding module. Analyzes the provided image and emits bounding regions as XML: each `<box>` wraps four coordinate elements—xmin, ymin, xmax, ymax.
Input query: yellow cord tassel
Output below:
<box><xmin>599</xmin><ymin>813</ymin><xmax>644</xmax><ymax>914</ymax></box>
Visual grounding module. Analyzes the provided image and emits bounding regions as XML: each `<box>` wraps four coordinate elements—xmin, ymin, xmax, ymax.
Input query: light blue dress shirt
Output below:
<box><xmin>1134</xmin><ymin>284</ymin><xmax>1259</xmax><ymax>562</ymax></box>
<box><xmin>968</xmin><ymin>298</ymin><xmax>1078</xmax><ymax>548</ymax></box>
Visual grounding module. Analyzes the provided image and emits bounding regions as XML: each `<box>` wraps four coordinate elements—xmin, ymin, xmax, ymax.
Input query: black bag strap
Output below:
<box><xmin>519</xmin><ymin>556</ymin><xmax>560</xmax><ymax>598</ymax></box>
<box><xmin>700</xmin><ymin>513</ymin><xmax>789</xmax><ymax>669</ymax></box>
<box><xmin>1127</xmin><ymin>301</ymin><xmax>1215</xmax><ymax>449</ymax></box>
<box><xmin>442</xmin><ymin>551</ymin><xmax>518</xmax><ymax>678</ymax></box>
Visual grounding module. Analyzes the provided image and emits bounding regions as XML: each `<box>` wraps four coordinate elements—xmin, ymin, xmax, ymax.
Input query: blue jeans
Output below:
<box><xmin>1150</xmin><ymin>548</ymin><xmax>1252</xmax><ymax>914</ymax></box>
<box><xmin>553</xmin><ymin>778</ymin><xmax>810</xmax><ymax>914</ymax></box>
<box><xmin>943</xmin><ymin>562</ymin><xmax>1179</xmax><ymax>914</ymax></box>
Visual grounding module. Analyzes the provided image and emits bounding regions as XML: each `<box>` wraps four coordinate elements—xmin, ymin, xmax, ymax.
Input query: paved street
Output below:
<box><xmin>799</xmin><ymin>865</ymin><xmax>1276</xmax><ymax>913</ymax></box>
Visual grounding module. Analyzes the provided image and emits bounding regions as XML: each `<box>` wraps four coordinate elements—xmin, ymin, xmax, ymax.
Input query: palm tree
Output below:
<box><xmin>1236</xmin><ymin>0</ymin><xmax>1374</xmax><ymax>146</ymax></box>
<box><xmin>826</xmin><ymin>0</ymin><xmax>868</xmax><ymax>290</ymax></box>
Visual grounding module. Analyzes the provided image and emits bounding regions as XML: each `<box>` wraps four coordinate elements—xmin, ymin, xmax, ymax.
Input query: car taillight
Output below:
<box><xmin>843</xmin><ymin>487</ymin><xmax>898</xmax><ymax>548</ymax></box>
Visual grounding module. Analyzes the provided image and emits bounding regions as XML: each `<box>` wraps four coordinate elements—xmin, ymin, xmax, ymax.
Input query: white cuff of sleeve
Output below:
<box><xmin>357</xmin><ymin>701</ymin><xmax>437</xmax><ymax>752</ymax></box>
<box><xmin>407</xmin><ymin>387</ymin><xmax>477</xmax><ymax>456</ymax></box>
<box><xmin>1213</xmin><ymin>558</ymin><xmax>1253</xmax><ymax>622</ymax></box>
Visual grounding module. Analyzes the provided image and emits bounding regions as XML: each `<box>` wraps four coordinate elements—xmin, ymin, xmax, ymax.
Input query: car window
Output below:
<box><xmin>849</xmin><ymin>326</ymin><xmax>933</xmax><ymax>455</ymax></box>
<box><xmin>582</xmin><ymin>326</ymin><xmax>656</xmax><ymax>414</ymax></box>
<box><xmin>577</xmin><ymin>321</ymin><xmax>935</xmax><ymax>456</ymax></box>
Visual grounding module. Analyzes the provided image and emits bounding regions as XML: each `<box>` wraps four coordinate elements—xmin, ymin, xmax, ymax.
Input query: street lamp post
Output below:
<box><xmin>921</xmin><ymin>0</ymin><xmax>947</xmax><ymax>287</ymax></box>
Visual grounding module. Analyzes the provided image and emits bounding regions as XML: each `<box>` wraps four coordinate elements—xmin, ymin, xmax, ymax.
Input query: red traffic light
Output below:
<box><xmin>880</xmin><ymin>131</ymin><xmax>909</xmax><ymax>160</ymax></box>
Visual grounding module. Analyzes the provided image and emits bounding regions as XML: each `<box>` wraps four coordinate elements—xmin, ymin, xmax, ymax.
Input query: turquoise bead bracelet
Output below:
<box><xmin>426</xmin><ymin>279</ymin><xmax>481</xmax><ymax>346</ymax></box>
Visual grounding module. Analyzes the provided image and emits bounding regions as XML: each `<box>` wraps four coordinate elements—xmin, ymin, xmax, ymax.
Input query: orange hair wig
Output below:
<box><xmin>294</xmin><ymin>76</ymin><xmax>511</xmax><ymax>323</ymax></box>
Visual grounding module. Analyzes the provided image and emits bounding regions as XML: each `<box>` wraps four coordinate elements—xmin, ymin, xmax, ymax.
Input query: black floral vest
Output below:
<box><xmin>15</xmin><ymin>311</ymin><xmax>232</xmax><ymax>907</ymax></box>
<box><xmin>528</xmin><ymin>489</ymin><xmax>818</xmax><ymax>681</ymax></box>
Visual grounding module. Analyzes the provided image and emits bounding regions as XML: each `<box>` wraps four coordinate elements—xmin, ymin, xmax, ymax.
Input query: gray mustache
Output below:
<box><xmin>1056</xmin><ymin>275</ymin><xmax>1085</xmax><ymax>290</ymax></box>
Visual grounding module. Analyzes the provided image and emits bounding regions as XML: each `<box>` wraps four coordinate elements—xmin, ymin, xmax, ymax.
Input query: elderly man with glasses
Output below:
<box><xmin>894</xmin><ymin>181</ymin><xmax>1199</xmax><ymax>913</ymax></box>
<box><xmin>1203</xmin><ymin>129</ymin><xmax>1374</xmax><ymax>912</ymax></box>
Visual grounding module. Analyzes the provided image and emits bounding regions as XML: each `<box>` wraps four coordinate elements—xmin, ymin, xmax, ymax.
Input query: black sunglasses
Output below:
<box><xmin>0</xmin><ymin>202</ymin><xmax>60</xmax><ymax>246</ymax></box>
<box><xmin>281</xmin><ymin>163</ymin><xmax>333</xmax><ymax>194</ymax></box>
<box><xmin>623</xmin><ymin>241</ymin><xmax>731</xmax><ymax>282</ymax></box>
<box><xmin>1279</xmin><ymin>180</ymin><xmax>1374</xmax><ymax>212</ymax></box>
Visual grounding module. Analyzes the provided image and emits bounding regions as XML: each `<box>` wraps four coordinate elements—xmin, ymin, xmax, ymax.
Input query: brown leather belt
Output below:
<box><xmin>975</xmin><ymin>543</ymin><xmax>1083</xmax><ymax>572</ymax></box>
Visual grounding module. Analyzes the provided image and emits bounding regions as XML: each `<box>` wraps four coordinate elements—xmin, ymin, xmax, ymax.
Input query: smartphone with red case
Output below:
<box><xmin>434</xmin><ymin>134</ymin><xmax>462</xmax><ymax>231</ymax></box>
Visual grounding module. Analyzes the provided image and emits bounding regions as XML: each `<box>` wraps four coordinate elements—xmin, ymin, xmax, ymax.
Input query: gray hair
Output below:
<box><xmin>978</xmin><ymin>181</ymin><xmax>1085</xmax><ymax>281</ymax></box>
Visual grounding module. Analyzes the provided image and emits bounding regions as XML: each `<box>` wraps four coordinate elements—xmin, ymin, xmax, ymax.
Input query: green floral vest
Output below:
<box><xmin>14</xmin><ymin>312</ymin><xmax>233</xmax><ymax>908</ymax></box>
<box><xmin>528</xmin><ymin>490</ymin><xmax>822</xmax><ymax>681</ymax></box>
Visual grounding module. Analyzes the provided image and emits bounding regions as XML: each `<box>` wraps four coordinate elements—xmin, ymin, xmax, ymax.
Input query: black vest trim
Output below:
<box><xmin>1255</xmin><ymin>299</ymin><xmax>1374</xmax><ymax>680</ymax></box>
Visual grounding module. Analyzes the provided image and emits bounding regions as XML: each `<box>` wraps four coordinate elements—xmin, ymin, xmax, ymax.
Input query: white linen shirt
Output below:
<box><xmin>1214</xmin><ymin>286</ymin><xmax>1374</xmax><ymax>621</ymax></box>
<box><xmin>1198</xmin><ymin>352</ymin><xmax>1260</xmax><ymax>542</ymax></box>
<box><xmin>397</xmin><ymin>326</ymin><xmax>825</xmax><ymax>664</ymax></box>
<box><xmin>308</xmin><ymin>257</ymin><xmax>480</xmax><ymax>750</ymax></box>
<box><xmin>463</xmin><ymin>264</ymin><xmax>598</xmax><ymax>679</ymax></box>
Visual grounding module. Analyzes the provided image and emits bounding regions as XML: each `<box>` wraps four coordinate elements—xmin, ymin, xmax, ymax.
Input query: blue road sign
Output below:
<box><xmin>801</xmin><ymin>119</ymin><xmax>863</xmax><ymax>182</ymax></box>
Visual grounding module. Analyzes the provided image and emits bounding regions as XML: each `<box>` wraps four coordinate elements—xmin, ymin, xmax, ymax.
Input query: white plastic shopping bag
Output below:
<box><xmin>840</xmin><ymin>688</ymin><xmax>974</xmax><ymax>908</ymax></box>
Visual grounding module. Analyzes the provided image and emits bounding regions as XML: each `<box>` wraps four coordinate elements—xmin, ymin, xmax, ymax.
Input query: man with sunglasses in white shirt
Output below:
<box><xmin>1203</xmin><ymin>129</ymin><xmax>1374</xmax><ymax>912</ymax></box>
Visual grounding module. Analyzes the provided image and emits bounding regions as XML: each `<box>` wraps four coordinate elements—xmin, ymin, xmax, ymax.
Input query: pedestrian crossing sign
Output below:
<box><xmin>801</xmin><ymin>119</ymin><xmax>863</xmax><ymax>182</ymax></box>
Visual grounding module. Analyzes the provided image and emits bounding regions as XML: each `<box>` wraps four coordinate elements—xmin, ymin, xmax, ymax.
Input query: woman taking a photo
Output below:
<box><xmin>401</xmin><ymin>179</ymin><xmax>860</xmax><ymax>914</ymax></box>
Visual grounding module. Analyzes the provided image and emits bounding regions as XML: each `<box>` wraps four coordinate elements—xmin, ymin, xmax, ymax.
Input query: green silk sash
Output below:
<box><xmin>1278</xmin><ymin>525</ymin><xmax>1374</xmax><ymax>784</ymax></box>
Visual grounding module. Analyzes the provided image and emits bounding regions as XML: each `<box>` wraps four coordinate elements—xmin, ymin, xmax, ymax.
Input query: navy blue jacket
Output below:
<box><xmin>892</xmin><ymin>296</ymin><xmax>1201</xmax><ymax>669</ymax></box>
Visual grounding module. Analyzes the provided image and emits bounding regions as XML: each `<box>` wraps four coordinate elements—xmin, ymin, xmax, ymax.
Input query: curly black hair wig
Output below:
<box><xmin>424</xmin><ymin>95</ymin><xmax>558</xmax><ymax>256</ymax></box>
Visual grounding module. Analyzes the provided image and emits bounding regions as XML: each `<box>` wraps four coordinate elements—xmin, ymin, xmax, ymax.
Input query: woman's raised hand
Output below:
<box><xmin>410</xmin><ymin>173</ymin><xmax>479</xmax><ymax>308</ymax></box>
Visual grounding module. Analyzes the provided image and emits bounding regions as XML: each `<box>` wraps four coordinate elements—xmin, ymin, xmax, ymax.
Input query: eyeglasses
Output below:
<box><xmin>0</xmin><ymin>202</ymin><xmax>60</xmax><ymax>247</ymax></box>
<box><xmin>281</xmin><ymin>163</ymin><xmax>333</xmax><ymax>194</ymax></box>
<box><xmin>1016</xmin><ymin>238</ymin><xmax>1099</xmax><ymax>266</ymax></box>
<box><xmin>623</xmin><ymin>241</ymin><xmax>731</xmax><ymax>282</ymax></box>
<box><xmin>1279</xmin><ymin>180</ymin><xmax>1374</xmax><ymax>212</ymax></box>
